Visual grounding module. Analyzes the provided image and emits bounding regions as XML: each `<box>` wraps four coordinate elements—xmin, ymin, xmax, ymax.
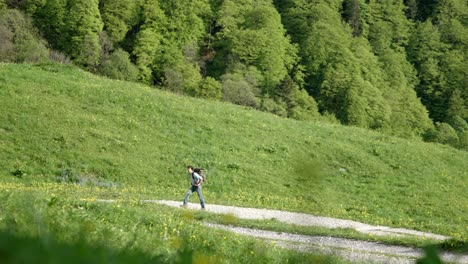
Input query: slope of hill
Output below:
<box><xmin>0</xmin><ymin>63</ymin><xmax>466</xmax><ymax>241</ymax></box>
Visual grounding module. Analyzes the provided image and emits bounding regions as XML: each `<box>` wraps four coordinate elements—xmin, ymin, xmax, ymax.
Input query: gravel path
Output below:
<box><xmin>94</xmin><ymin>199</ymin><xmax>467</xmax><ymax>263</ymax></box>
<box><xmin>205</xmin><ymin>223</ymin><xmax>468</xmax><ymax>264</ymax></box>
<box><xmin>153</xmin><ymin>200</ymin><xmax>449</xmax><ymax>240</ymax></box>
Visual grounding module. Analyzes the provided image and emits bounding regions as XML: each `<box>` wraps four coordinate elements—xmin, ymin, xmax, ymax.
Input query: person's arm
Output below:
<box><xmin>193</xmin><ymin>172</ymin><xmax>203</xmax><ymax>186</ymax></box>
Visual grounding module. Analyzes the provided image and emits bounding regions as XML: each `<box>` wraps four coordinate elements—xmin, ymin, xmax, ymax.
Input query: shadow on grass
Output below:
<box><xmin>438</xmin><ymin>239</ymin><xmax>468</xmax><ymax>254</ymax></box>
<box><xmin>0</xmin><ymin>230</ymin><xmax>193</xmax><ymax>264</ymax></box>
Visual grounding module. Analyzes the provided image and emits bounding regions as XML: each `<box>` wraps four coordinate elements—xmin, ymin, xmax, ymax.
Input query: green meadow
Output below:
<box><xmin>0</xmin><ymin>63</ymin><xmax>467</xmax><ymax>261</ymax></box>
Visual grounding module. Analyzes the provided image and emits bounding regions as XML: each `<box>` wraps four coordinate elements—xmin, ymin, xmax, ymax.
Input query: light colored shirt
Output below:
<box><xmin>190</xmin><ymin>172</ymin><xmax>203</xmax><ymax>186</ymax></box>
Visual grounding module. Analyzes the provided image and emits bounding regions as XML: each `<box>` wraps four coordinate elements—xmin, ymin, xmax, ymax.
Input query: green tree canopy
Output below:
<box><xmin>214</xmin><ymin>0</ymin><xmax>298</xmax><ymax>93</ymax></box>
<box><xmin>1</xmin><ymin>0</ymin><xmax>466</xmax><ymax>147</ymax></box>
<box><xmin>65</xmin><ymin>0</ymin><xmax>104</xmax><ymax>69</ymax></box>
<box><xmin>100</xmin><ymin>0</ymin><xmax>140</xmax><ymax>43</ymax></box>
<box><xmin>33</xmin><ymin>0</ymin><xmax>67</xmax><ymax>50</ymax></box>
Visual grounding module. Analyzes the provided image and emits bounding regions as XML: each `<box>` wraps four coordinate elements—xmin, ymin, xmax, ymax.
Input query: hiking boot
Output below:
<box><xmin>180</xmin><ymin>204</ymin><xmax>187</xmax><ymax>208</ymax></box>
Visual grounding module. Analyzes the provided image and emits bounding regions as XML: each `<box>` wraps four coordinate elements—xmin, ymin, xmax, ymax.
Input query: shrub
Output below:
<box><xmin>49</xmin><ymin>50</ymin><xmax>71</xmax><ymax>64</ymax></box>
<box><xmin>0</xmin><ymin>9</ymin><xmax>49</xmax><ymax>63</ymax></box>
<box><xmin>164</xmin><ymin>62</ymin><xmax>202</xmax><ymax>95</ymax></box>
<box><xmin>289</xmin><ymin>88</ymin><xmax>319</xmax><ymax>121</ymax></box>
<box><xmin>195</xmin><ymin>77</ymin><xmax>222</xmax><ymax>100</ymax></box>
<box><xmin>72</xmin><ymin>34</ymin><xmax>102</xmax><ymax>70</ymax></box>
<box><xmin>98</xmin><ymin>49</ymin><xmax>139</xmax><ymax>81</ymax></box>
<box><xmin>260</xmin><ymin>97</ymin><xmax>287</xmax><ymax>117</ymax></box>
<box><xmin>321</xmin><ymin>111</ymin><xmax>341</xmax><ymax>124</ymax></box>
<box><xmin>425</xmin><ymin>122</ymin><xmax>459</xmax><ymax>147</ymax></box>
<box><xmin>99</xmin><ymin>31</ymin><xmax>114</xmax><ymax>58</ymax></box>
<box><xmin>447</xmin><ymin>115</ymin><xmax>468</xmax><ymax>133</ymax></box>
<box><xmin>221</xmin><ymin>73</ymin><xmax>259</xmax><ymax>108</ymax></box>
<box><xmin>17</xmin><ymin>38</ymin><xmax>49</xmax><ymax>62</ymax></box>
<box><xmin>0</xmin><ymin>22</ymin><xmax>15</xmax><ymax>61</ymax></box>
<box><xmin>458</xmin><ymin>131</ymin><xmax>468</xmax><ymax>151</ymax></box>
<box><xmin>275</xmin><ymin>75</ymin><xmax>318</xmax><ymax>120</ymax></box>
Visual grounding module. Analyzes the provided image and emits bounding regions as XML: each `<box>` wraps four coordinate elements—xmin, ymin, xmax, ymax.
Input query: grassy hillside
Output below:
<box><xmin>0</xmin><ymin>63</ymin><xmax>467</xmax><ymax>243</ymax></box>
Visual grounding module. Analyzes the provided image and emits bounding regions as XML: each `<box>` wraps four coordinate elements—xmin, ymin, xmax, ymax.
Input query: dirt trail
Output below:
<box><xmin>205</xmin><ymin>223</ymin><xmax>467</xmax><ymax>264</ymax></box>
<box><xmin>153</xmin><ymin>200</ymin><xmax>449</xmax><ymax>240</ymax></box>
<box><xmin>94</xmin><ymin>199</ymin><xmax>467</xmax><ymax>264</ymax></box>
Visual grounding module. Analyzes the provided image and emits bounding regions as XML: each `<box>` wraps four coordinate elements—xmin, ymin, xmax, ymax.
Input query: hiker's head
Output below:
<box><xmin>187</xmin><ymin>165</ymin><xmax>194</xmax><ymax>173</ymax></box>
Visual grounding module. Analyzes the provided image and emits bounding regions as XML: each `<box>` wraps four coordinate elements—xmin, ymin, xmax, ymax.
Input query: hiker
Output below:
<box><xmin>181</xmin><ymin>165</ymin><xmax>206</xmax><ymax>209</ymax></box>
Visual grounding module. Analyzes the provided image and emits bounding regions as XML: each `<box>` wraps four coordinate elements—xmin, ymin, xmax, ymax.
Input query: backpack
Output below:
<box><xmin>193</xmin><ymin>168</ymin><xmax>206</xmax><ymax>182</ymax></box>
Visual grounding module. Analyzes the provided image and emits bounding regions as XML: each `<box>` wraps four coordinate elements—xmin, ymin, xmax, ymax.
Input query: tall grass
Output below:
<box><xmin>0</xmin><ymin>190</ymin><xmax>342</xmax><ymax>263</ymax></box>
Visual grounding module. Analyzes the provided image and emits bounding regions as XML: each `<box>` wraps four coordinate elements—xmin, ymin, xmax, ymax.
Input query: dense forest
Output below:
<box><xmin>0</xmin><ymin>0</ymin><xmax>467</xmax><ymax>149</ymax></box>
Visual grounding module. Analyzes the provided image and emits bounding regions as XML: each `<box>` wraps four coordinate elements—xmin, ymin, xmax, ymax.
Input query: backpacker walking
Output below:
<box><xmin>182</xmin><ymin>165</ymin><xmax>206</xmax><ymax>209</ymax></box>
